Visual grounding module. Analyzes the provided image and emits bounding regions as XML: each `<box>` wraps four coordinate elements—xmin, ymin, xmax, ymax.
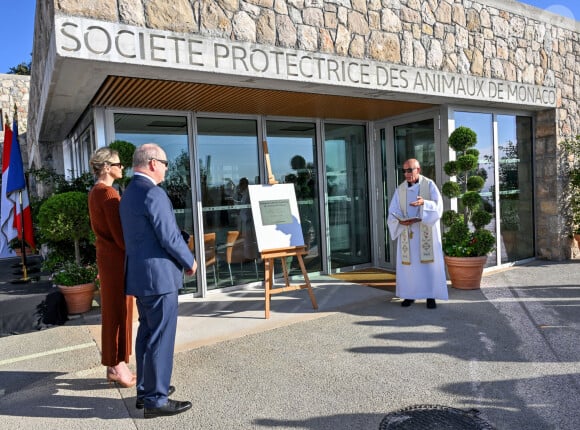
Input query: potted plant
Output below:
<box><xmin>52</xmin><ymin>261</ymin><xmax>98</xmax><ymax>314</ymax></box>
<box><xmin>37</xmin><ymin>191</ymin><xmax>93</xmax><ymax>265</ymax></box>
<box><xmin>441</xmin><ymin>126</ymin><xmax>495</xmax><ymax>289</ymax></box>
<box><xmin>37</xmin><ymin>191</ymin><xmax>97</xmax><ymax>313</ymax></box>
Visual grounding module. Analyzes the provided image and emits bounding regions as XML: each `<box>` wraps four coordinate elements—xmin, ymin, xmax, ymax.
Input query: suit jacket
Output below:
<box><xmin>119</xmin><ymin>174</ymin><xmax>195</xmax><ymax>296</ymax></box>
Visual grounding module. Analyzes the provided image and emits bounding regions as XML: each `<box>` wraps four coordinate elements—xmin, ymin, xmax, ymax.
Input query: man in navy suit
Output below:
<box><xmin>120</xmin><ymin>143</ymin><xmax>197</xmax><ymax>419</ymax></box>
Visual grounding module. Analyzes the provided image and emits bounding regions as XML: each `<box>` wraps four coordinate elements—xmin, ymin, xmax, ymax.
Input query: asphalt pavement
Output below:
<box><xmin>0</xmin><ymin>259</ymin><xmax>579</xmax><ymax>429</ymax></box>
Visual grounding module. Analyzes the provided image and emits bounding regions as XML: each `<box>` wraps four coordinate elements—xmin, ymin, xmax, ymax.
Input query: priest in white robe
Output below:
<box><xmin>387</xmin><ymin>159</ymin><xmax>448</xmax><ymax>308</ymax></box>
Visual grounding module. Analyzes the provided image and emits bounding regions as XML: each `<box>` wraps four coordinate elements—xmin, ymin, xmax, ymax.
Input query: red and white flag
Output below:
<box><xmin>0</xmin><ymin>119</ymin><xmax>18</xmax><ymax>246</ymax></box>
<box><xmin>5</xmin><ymin>117</ymin><xmax>35</xmax><ymax>250</ymax></box>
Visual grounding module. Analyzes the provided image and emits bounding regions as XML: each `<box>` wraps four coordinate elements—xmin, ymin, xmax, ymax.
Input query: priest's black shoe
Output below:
<box><xmin>144</xmin><ymin>399</ymin><xmax>192</xmax><ymax>419</ymax></box>
<box><xmin>426</xmin><ymin>298</ymin><xmax>437</xmax><ymax>309</ymax></box>
<box><xmin>136</xmin><ymin>385</ymin><xmax>175</xmax><ymax>409</ymax></box>
<box><xmin>401</xmin><ymin>299</ymin><xmax>415</xmax><ymax>307</ymax></box>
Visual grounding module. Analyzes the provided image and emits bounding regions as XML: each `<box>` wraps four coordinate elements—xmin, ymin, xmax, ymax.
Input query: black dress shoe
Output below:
<box><xmin>136</xmin><ymin>385</ymin><xmax>175</xmax><ymax>409</ymax></box>
<box><xmin>401</xmin><ymin>299</ymin><xmax>415</xmax><ymax>307</ymax></box>
<box><xmin>144</xmin><ymin>399</ymin><xmax>192</xmax><ymax>419</ymax></box>
<box><xmin>426</xmin><ymin>298</ymin><xmax>437</xmax><ymax>309</ymax></box>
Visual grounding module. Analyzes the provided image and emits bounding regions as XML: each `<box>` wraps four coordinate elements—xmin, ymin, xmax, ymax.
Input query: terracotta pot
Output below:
<box><xmin>574</xmin><ymin>234</ymin><xmax>580</xmax><ymax>247</ymax></box>
<box><xmin>58</xmin><ymin>283</ymin><xmax>96</xmax><ymax>314</ymax></box>
<box><xmin>444</xmin><ymin>255</ymin><xmax>487</xmax><ymax>290</ymax></box>
<box><xmin>13</xmin><ymin>247</ymin><xmax>34</xmax><ymax>257</ymax></box>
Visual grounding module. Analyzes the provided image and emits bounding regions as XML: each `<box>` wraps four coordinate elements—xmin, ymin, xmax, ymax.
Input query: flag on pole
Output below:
<box><xmin>5</xmin><ymin>117</ymin><xmax>35</xmax><ymax>250</ymax></box>
<box><xmin>0</xmin><ymin>118</ymin><xmax>18</xmax><ymax>245</ymax></box>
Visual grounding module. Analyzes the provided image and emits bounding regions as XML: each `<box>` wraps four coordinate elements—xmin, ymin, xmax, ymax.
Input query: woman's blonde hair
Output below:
<box><xmin>89</xmin><ymin>147</ymin><xmax>119</xmax><ymax>176</ymax></box>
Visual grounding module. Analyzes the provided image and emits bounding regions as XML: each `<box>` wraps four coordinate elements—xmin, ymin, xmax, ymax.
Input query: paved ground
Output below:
<box><xmin>0</xmin><ymin>259</ymin><xmax>579</xmax><ymax>429</ymax></box>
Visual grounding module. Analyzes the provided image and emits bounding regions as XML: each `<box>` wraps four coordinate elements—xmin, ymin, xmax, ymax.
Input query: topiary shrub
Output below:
<box><xmin>37</xmin><ymin>191</ymin><xmax>93</xmax><ymax>265</ymax></box>
<box><xmin>441</xmin><ymin>126</ymin><xmax>495</xmax><ymax>257</ymax></box>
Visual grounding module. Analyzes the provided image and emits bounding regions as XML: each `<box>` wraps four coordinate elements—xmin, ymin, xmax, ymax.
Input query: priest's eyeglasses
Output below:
<box><xmin>401</xmin><ymin>168</ymin><xmax>417</xmax><ymax>173</ymax></box>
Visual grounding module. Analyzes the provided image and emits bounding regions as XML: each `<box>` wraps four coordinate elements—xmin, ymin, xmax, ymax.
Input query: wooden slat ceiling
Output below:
<box><xmin>92</xmin><ymin>76</ymin><xmax>431</xmax><ymax>121</ymax></box>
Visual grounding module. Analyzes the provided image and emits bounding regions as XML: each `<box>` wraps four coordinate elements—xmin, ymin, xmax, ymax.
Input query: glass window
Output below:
<box><xmin>114</xmin><ymin>113</ymin><xmax>195</xmax><ymax>292</ymax></box>
<box><xmin>266</xmin><ymin>121</ymin><xmax>322</xmax><ymax>273</ymax></box>
<box><xmin>394</xmin><ymin>118</ymin><xmax>436</xmax><ymax>184</ymax></box>
<box><xmin>497</xmin><ymin>115</ymin><xmax>534</xmax><ymax>262</ymax></box>
<box><xmin>380</xmin><ymin>128</ymin><xmax>390</xmax><ymax>265</ymax></box>
<box><xmin>454</xmin><ymin>112</ymin><xmax>496</xmax><ymax>266</ymax></box>
<box><xmin>79</xmin><ymin>127</ymin><xmax>94</xmax><ymax>174</ymax></box>
<box><xmin>197</xmin><ymin>118</ymin><xmax>260</xmax><ymax>289</ymax></box>
<box><xmin>453</xmin><ymin>111</ymin><xmax>534</xmax><ymax>264</ymax></box>
<box><xmin>388</xmin><ymin>118</ymin><xmax>436</xmax><ymax>268</ymax></box>
<box><xmin>324</xmin><ymin>123</ymin><xmax>370</xmax><ymax>269</ymax></box>
<box><xmin>267</xmin><ymin>121</ymin><xmax>321</xmax><ymax>272</ymax></box>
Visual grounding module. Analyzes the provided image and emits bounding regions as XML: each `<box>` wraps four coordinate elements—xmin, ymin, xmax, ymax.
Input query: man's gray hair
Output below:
<box><xmin>133</xmin><ymin>143</ymin><xmax>162</xmax><ymax>168</ymax></box>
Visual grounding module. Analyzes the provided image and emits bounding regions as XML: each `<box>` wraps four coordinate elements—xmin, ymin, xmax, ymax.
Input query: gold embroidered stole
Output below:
<box><xmin>398</xmin><ymin>176</ymin><xmax>434</xmax><ymax>265</ymax></box>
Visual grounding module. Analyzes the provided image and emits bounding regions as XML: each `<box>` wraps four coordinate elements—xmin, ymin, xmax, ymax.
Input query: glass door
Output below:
<box><xmin>497</xmin><ymin>115</ymin><xmax>534</xmax><ymax>263</ymax></box>
<box><xmin>453</xmin><ymin>111</ymin><xmax>535</xmax><ymax>265</ymax></box>
<box><xmin>113</xmin><ymin>112</ymin><xmax>196</xmax><ymax>292</ymax></box>
<box><xmin>267</xmin><ymin>120</ymin><xmax>321</xmax><ymax>273</ymax></box>
<box><xmin>375</xmin><ymin>112</ymin><xmax>439</xmax><ymax>269</ymax></box>
<box><xmin>196</xmin><ymin>117</ymin><xmax>261</xmax><ymax>290</ymax></box>
<box><xmin>324</xmin><ymin>123</ymin><xmax>371</xmax><ymax>270</ymax></box>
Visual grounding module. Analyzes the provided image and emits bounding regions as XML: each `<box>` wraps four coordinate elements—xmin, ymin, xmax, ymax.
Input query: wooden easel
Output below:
<box><xmin>260</xmin><ymin>140</ymin><xmax>318</xmax><ymax>319</ymax></box>
<box><xmin>262</xmin><ymin>245</ymin><xmax>318</xmax><ymax>319</ymax></box>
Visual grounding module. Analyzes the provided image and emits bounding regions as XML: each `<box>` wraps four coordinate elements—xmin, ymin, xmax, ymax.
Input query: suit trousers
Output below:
<box><xmin>135</xmin><ymin>291</ymin><xmax>178</xmax><ymax>408</ymax></box>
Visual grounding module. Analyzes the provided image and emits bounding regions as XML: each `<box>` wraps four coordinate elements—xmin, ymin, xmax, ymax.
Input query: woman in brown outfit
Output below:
<box><xmin>88</xmin><ymin>147</ymin><xmax>135</xmax><ymax>387</ymax></box>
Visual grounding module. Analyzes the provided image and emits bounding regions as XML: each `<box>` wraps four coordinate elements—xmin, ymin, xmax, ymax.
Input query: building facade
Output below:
<box><xmin>0</xmin><ymin>74</ymin><xmax>30</xmax><ymax>158</ymax></box>
<box><xmin>28</xmin><ymin>0</ymin><xmax>579</xmax><ymax>296</ymax></box>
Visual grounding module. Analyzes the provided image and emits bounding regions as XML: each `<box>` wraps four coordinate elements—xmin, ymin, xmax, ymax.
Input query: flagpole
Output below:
<box><xmin>14</xmin><ymin>103</ymin><xmax>29</xmax><ymax>281</ymax></box>
<box><xmin>17</xmin><ymin>190</ymin><xmax>29</xmax><ymax>282</ymax></box>
<box><xmin>7</xmin><ymin>104</ymin><xmax>31</xmax><ymax>283</ymax></box>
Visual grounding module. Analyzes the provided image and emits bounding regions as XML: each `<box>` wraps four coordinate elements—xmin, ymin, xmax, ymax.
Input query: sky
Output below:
<box><xmin>0</xmin><ymin>0</ymin><xmax>578</xmax><ymax>74</ymax></box>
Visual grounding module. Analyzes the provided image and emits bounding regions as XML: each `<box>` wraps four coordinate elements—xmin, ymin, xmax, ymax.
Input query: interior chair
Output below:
<box><xmin>188</xmin><ymin>232</ymin><xmax>218</xmax><ymax>285</ymax></box>
<box><xmin>204</xmin><ymin>233</ymin><xmax>218</xmax><ymax>286</ymax></box>
<box><xmin>225</xmin><ymin>230</ymin><xmax>259</xmax><ymax>285</ymax></box>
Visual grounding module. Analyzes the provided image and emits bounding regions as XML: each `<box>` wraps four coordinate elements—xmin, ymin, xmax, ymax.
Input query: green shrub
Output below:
<box><xmin>109</xmin><ymin>140</ymin><xmax>135</xmax><ymax>189</ymax></box>
<box><xmin>37</xmin><ymin>191</ymin><xmax>93</xmax><ymax>265</ymax></box>
<box><xmin>562</xmin><ymin>135</ymin><xmax>580</xmax><ymax>234</ymax></box>
<box><xmin>441</xmin><ymin>126</ymin><xmax>495</xmax><ymax>257</ymax></box>
<box><xmin>52</xmin><ymin>261</ymin><xmax>98</xmax><ymax>286</ymax></box>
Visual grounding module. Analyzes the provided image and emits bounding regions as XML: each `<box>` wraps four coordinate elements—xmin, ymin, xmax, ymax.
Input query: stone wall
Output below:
<box><xmin>43</xmin><ymin>0</ymin><xmax>580</xmax><ymax>259</ymax></box>
<box><xmin>535</xmin><ymin>108</ymin><xmax>569</xmax><ymax>259</ymax></box>
<box><xmin>0</xmin><ymin>73</ymin><xmax>30</xmax><ymax>166</ymax></box>
<box><xmin>52</xmin><ymin>0</ymin><xmax>579</xmax><ymax>138</ymax></box>
<box><xmin>28</xmin><ymin>0</ymin><xmax>55</xmax><ymax>171</ymax></box>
